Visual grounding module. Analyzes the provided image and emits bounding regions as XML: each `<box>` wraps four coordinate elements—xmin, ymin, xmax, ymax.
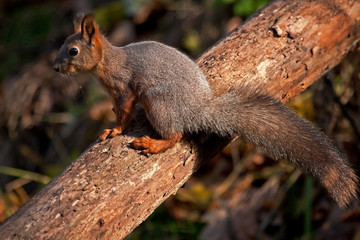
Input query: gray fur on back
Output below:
<box><xmin>121</xmin><ymin>41</ymin><xmax>215</xmax><ymax>137</ymax></box>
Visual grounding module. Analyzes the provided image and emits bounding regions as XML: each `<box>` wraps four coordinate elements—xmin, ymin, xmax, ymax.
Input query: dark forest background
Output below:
<box><xmin>0</xmin><ymin>0</ymin><xmax>360</xmax><ymax>239</ymax></box>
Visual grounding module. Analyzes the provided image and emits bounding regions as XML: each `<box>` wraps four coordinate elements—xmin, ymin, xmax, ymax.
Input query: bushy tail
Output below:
<box><xmin>205</xmin><ymin>88</ymin><xmax>358</xmax><ymax>207</ymax></box>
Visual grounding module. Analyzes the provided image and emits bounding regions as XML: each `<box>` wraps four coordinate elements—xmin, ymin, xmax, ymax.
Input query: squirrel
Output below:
<box><xmin>54</xmin><ymin>13</ymin><xmax>357</xmax><ymax>207</ymax></box>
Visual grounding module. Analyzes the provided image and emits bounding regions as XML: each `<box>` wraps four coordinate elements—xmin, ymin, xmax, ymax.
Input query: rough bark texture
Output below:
<box><xmin>1</xmin><ymin>0</ymin><xmax>359</xmax><ymax>239</ymax></box>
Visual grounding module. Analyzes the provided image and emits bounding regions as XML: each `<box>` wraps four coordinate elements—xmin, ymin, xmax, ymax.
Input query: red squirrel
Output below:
<box><xmin>54</xmin><ymin>13</ymin><xmax>357</xmax><ymax>207</ymax></box>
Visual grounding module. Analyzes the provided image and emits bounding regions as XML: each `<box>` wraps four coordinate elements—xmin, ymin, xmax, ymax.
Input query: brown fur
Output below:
<box><xmin>54</xmin><ymin>14</ymin><xmax>358</xmax><ymax>207</ymax></box>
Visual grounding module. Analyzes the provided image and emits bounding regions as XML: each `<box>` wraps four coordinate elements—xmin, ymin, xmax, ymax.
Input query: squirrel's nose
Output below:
<box><xmin>53</xmin><ymin>64</ymin><xmax>60</xmax><ymax>72</ymax></box>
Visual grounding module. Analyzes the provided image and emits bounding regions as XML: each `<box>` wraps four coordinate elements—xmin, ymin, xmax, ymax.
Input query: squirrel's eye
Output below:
<box><xmin>68</xmin><ymin>48</ymin><xmax>79</xmax><ymax>56</ymax></box>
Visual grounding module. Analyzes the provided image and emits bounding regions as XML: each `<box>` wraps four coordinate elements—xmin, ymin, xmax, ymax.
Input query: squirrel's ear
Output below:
<box><xmin>73</xmin><ymin>12</ymin><xmax>85</xmax><ymax>33</ymax></box>
<box><xmin>81</xmin><ymin>14</ymin><xmax>98</xmax><ymax>44</ymax></box>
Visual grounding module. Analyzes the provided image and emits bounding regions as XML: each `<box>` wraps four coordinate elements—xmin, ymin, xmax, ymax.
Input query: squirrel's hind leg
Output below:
<box><xmin>132</xmin><ymin>133</ymin><xmax>182</xmax><ymax>154</ymax></box>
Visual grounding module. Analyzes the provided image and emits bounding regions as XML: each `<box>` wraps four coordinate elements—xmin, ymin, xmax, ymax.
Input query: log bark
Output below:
<box><xmin>1</xmin><ymin>0</ymin><xmax>359</xmax><ymax>239</ymax></box>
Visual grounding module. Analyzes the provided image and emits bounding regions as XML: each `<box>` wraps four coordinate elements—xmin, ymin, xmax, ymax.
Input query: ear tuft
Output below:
<box><xmin>81</xmin><ymin>14</ymin><xmax>98</xmax><ymax>44</ymax></box>
<box><xmin>73</xmin><ymin>12</ymin><xmax>85</xmax><ymax>33</ymax></box>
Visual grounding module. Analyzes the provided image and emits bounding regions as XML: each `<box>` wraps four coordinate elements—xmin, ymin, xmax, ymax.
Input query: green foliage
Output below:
<box><xmin>0</xmin><ymin>3</ymin><xmax>58</xmax><ymax>79</ymax></box>
<box><xmin>0</xmin><ymin>166</ymin><xmax>51</xmax><ymax>185</ymax></box>
<box><xmin>126</xmin><ymin>205</ymin><xmax>204</xmax><ymax>240</ymax></box>
<box><xmin>94</xmin><ymin>2</ymin><xmax>126</xmax><ymax>31</ymax></box>
<box><xmin>217</xmin><ymin>0</ymin><xmax>270</xmax><ymax>17</ymax></box>
<box><xmin>304</xmin><ymin>177</ymin><xmax>314</xmax><ymax>240</ymax></box>
<box><xmin>182</xmin><ymin>29</ymin><xmax>202</xmax><ymax>56</ymax></box>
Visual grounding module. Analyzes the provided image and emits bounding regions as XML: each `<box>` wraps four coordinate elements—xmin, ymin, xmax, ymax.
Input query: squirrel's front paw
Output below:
<box><xmin>98</xmin><ymin>127</ymin><xmax>122</xmax><ymax>141</ymax></box>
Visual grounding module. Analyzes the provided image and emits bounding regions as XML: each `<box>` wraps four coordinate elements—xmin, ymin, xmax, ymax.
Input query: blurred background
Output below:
<box><xmin>0</xmin><ymin>0</ymin><xmax>360</xmax><ymax>239</ymax></box>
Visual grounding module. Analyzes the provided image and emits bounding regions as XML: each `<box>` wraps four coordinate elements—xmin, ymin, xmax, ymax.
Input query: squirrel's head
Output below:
<box><xmin>54</xmin><ymin>13</ymin><xmax>103</xmax><ymax>74</ymax></box>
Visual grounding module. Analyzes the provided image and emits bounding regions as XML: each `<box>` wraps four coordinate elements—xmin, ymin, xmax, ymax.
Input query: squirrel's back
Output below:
<box><xmin>122</xmin><ymin>41</ymin><xmax>210</xmax><ymax>93</ymax></box>
<box><xmin>121</xmin><ymin>41</ymin><xmax>219</xmax><ymax>137</ymax></box>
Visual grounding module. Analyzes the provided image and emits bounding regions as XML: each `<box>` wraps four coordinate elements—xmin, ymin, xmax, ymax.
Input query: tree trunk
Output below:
<box><xmin>1</xmin><ymin>0</ymin><xmax>359</xmax><ymax>239</ymax></box>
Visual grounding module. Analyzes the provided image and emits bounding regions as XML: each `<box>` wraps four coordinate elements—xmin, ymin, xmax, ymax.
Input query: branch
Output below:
<box><xmin>1</xmin><ymin>0</ymin><xmax>359</xmax><ymax>239</ymax></box>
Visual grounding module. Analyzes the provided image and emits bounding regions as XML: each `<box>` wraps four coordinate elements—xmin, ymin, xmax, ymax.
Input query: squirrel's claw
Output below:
<box><xmin>132</xmin><ymin>136</ymin><xmax>151</xmax><ymax>149</ymax></box>
<box><xmin>132</xmin><ymin>136</ymin><xmax>156</xmax><ymax>154</ymax></box>
<box><xmin>132</xmin><ymin>134</ymin><xmax>181</xmax><ymax>154</ymax></box>
<box><xmin>98</xmin><ymin>129</ymin><xmax>111</xmax><ymax>141</ymax></box>
<box><xmin>98</xmin><ymin>127</ymin><xmax>122</xmax><ymax>141</ymax></box>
